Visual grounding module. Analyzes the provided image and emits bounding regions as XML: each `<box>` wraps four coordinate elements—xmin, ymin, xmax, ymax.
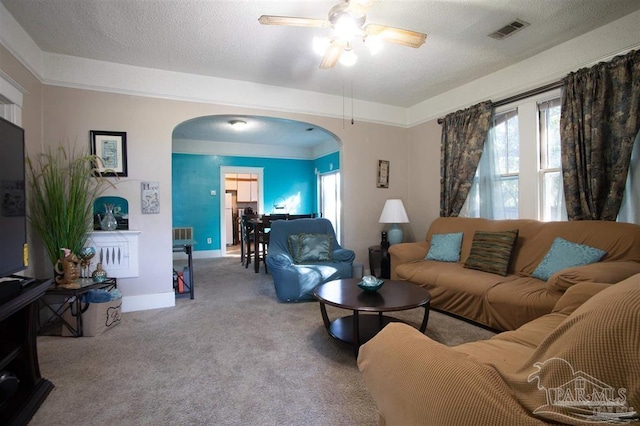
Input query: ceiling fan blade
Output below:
<box><xmin>364</xmin><ymin>24</ymin><xmax>427</xmax><ymax>48</ymax></box>
<box><xmin>346</xmin><ymin>0</ymin><xmax>373</xmax><ymax>16</ymax></box>
<box><xmin>320</xmin><ymin>41</ymin><xmax>344</xmax><ymax>69</ymax></box>
<box><xmin>258</xmin><ymin>15</ymin><xmax>329</xmax><ymax>28</ymax></box>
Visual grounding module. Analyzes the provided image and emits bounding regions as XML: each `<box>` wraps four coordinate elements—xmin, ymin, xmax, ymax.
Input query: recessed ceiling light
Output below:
<box><xmin>229</xmin><ymin>120</ymin><xmax>247</xmax><ymax>129</ymax></box>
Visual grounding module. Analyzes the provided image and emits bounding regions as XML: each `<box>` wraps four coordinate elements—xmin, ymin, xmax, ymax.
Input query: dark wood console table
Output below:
<box><xmin>0</xmin><ymin>278</ymin><xmax>54</xmax><ymax>425</ymax></box>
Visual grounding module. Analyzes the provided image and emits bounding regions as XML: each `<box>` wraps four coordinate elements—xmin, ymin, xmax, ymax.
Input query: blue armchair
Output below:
<box><xmin>266</xmin><ymin>218</ymin><xmax>355</xmax><ymax>302</ymax></box>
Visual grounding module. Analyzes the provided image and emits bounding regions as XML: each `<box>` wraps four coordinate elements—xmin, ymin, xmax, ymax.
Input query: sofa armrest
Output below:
<box><xmin>547</xmin><ymin>260</ymin><xmax>640</xmax><ymax>292</ymax></box>
<box><xmin>551</xmin><ymin>282</ymin><xmax>612</xmax><ymax>315</ymax></box>
<box><xmin>389</xmin><ymin>241</ymin><xmax>429</xmax><ymax>279</ymax></box>
<box><xmin>265</xmin><ymin>252</ymin><xmax>294</xmax><ymax>269</ymax></box>
<box><xmin>358</xmin><ymin>323</ymin><xmax>544</xmax><ymax>426</ymax></box>
<box><xmin>332</xmin><ymin>248</ymin><xmax>355</xmax><ymax>263</ymax></box>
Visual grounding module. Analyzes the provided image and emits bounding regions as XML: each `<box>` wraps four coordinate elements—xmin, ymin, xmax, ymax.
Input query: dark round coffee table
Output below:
<box><xmin>314</xmin><ymin>278</ymin><xmax>431</xmax><ymax>356</ymax></box>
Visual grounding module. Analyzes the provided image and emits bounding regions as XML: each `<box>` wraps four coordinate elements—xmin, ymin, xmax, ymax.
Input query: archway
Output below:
<box><xmin>171</xmin><ymin>115</ymin><xmax>341</xmax><ymax>258</ymax></box>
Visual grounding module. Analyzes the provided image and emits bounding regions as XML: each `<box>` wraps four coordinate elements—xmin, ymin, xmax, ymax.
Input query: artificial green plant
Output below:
<box><xmin>26</xmin><ymin>145</ymin><xmax>112</xmax><ymax>266</ymax></box>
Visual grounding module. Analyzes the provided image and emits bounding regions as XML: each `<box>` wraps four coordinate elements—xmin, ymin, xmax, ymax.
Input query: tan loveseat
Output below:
<box><xmin>358</xmin><ymin>274</ymin><xmax>640</xmax><ymax>425</ymax></box>
<box><xmin>390</xmin><ymin>217</ymin><xmax>640</xmax><ymax>330</ymax></box>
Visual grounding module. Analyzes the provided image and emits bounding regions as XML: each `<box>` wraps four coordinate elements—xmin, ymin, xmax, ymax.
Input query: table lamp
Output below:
<box><xmin>379</xmin><ymin>199</ymin><xmax>409</xmax><ymax>245</ymax></box>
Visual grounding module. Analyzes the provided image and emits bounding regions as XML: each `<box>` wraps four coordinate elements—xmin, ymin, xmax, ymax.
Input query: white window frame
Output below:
<box><xmin>494</xmin><ymin>88</ymin><xmax>562</xmax><ymax>219</ymax></box>
<box><xmin>538</xmin><ymin>98</ymin><xmax>565</xmax><ymax>221</ymax></box>
<box><xmin>493</xmin><ymin>109</ymin><xmax>520</xmax><ymax>218</ymax></box>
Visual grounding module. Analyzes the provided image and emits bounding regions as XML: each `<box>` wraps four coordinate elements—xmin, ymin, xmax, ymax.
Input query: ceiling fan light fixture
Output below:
<box><xmin>334</xmin><ymin>16</ymin><xmax>361</xmax><ymax>40</ymax></box>
<box><xmin>313</xmin><ymin>36</ymin><xmax>331</xmax><ymax>56</ymax></box>
<box><xmin>353</xmin><ymin>0</ymin><xmax>373</xmax><ymax>6</ymax></box>
<box><xmin>339</xmin><ymin>48</ymin><xmax>357</xmax><ymax>67</ymax></box>
<box><xmin>229</xmin><ymin>120</ymin><xmax>247</xmax><ymax>130</ymax></box>
<box><xmin>364</xmin><ymin>35</ymin><xmax>383</xmax><ymax>55</ymax></box>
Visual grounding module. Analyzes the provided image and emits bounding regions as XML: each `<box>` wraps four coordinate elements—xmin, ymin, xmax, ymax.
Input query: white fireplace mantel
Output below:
<box><xmin>87</xmin><ymin>230</ymin><xmax>141</xmax><ymax>278</ymax></box>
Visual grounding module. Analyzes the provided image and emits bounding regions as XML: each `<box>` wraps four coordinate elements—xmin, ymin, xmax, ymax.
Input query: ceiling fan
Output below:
<box><xmin>258</xmin><ymin>0</ymin><xmax>427</xmax><ymax>69</ymax></box>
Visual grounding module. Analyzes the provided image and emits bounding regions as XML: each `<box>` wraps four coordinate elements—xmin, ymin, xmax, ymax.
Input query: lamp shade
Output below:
<box><xmin>379</xmin><ymin>199</ymin><xmax>409</xmax><ymax>245</ymax></box>
<box><xmin>378</xmin><ymin>199</ymin><xmax>409</xmax><ymax>224</ymax></box>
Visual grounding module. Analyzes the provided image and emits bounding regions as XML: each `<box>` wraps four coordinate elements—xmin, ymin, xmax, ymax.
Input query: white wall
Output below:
<box><xmin>38</xmin><ymin>86</ymin><xmax>407</xmax><ymax>311</ymax></box>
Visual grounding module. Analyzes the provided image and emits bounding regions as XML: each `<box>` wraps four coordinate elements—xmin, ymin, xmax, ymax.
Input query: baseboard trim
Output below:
<box><xmin>172</xmin><ymin>249</ymin><xmax>220</xmax><ymax>260</ymax></box>
<box><xmin>122</xmin><ymin>292</ymin><xmax>175</xmax><ymax>312</ymax></box>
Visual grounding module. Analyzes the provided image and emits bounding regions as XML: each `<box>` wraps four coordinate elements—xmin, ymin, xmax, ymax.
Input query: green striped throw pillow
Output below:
<box><xmin>463</xmin><ymin>229</ymin><xmax>519</xmax><ymax>276</ymax></box>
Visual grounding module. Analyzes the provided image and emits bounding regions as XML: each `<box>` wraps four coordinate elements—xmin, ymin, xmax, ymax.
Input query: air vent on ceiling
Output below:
<box><xmin>488</xmin><ymin>19</ymin><xmax>530</xmax><ymax>40</ymax></box>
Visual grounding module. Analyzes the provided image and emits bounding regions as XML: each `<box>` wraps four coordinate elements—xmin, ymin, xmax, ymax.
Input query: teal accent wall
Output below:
<box><xmin>314</xmin><ymin>151</ymin><xmax>339</xmax><ymax>174</ymax></box>
<box><xmin>173</xmin><ymin>153</ymin><xmax>339</xmax><ymax>251</ymax></box>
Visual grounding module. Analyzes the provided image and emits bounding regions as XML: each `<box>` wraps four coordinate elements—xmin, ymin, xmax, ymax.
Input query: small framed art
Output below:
<box><xmin>90</xmin><ymin>130</ymin><xmax>128</xmax><ymax>177</ymax></box>
<box><xmin>141</xmin><ymin>181</ymin><xmax>160</xmax><ymax>214</ymax></box>
<box><xmin>377</xmin><ymin>160</ymin><xmax>389</xmax><ymax>188</ymax></box>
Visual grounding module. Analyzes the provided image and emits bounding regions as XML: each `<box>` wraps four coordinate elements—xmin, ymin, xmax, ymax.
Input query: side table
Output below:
<box><xmin>173</xmin><ymin>239</ymin><xmax>196</xmax><ymax>299</ymax></box>
<box><xmin>368</xmin><ymin>245</ymin><xmax>390</xmax><ymax>279</ymax></box>
<box><xmin>39</xmin><ymin>278</ymin><xmax>117</xmax><ymax>337</ymax></box>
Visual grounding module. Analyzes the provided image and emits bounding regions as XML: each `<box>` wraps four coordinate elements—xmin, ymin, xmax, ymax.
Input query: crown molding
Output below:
<box><xmin>41</xmin><ymin>51</ymin><xmax>409</xmax><ymax>128</ymax></box>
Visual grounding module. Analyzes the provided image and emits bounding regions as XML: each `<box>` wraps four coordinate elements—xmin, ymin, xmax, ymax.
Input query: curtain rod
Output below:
<box><xmin>436</xmin><ymin>80</ymin><xmax>564</xmax><ymax>124</ymax></box>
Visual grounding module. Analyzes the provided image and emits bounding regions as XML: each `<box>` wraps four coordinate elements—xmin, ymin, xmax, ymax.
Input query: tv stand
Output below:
<box><xmin>0</xmin><ymin>278</ymin><xmax>54</xmax><ymax>425</ymax></box>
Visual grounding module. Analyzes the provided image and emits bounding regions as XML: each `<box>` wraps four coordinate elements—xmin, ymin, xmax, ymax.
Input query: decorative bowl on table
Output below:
<box><xmin>358</xmin><ymin>275</ymin><xmax>384</xmax><ymax>292</ymax></box>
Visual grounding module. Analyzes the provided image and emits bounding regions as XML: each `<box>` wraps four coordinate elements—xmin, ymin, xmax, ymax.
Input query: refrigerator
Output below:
<box><xmin>225</xmin><ymin>193</ymin><xmax>234</xmax><ymax>246</ymax></box>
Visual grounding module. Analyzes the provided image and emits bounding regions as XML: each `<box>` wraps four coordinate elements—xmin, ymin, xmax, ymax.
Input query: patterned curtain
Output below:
<box><xmin>561</xmin><ymin>49</ymin><xmax>640</xmax><ymax>220</ymax></box>
<box><xmin>440</xmin><ymin>101</ymin><xmax>493</xmax><ymax>217</ymax></box>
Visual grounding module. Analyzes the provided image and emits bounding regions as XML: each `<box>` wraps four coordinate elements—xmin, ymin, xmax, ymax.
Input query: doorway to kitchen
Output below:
<box><xmin>220</xmin><ymin>166</ymin><xmax>264</xmax><ymax>257</ymax></box>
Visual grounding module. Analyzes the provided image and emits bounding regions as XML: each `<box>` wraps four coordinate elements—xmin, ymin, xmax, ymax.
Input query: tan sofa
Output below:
<box><xmin>358</xmin><ymin>274</ymin><xmax>640</xmax><ymax>425</ymax></box>
<box><xmin>390</xmin><ymin>217</ymin><xmax>640</xmax><ymax>330</ymax></box>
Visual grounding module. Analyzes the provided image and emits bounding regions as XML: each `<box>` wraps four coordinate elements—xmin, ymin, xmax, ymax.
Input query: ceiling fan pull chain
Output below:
<box><xmin>351</xmin><ymin>79</ymin><xmax>355</xmax><ymax>125</ymax></box>
<box><xmin>342</xmin><ymin>83</ymin><xmax>346</xmax><ymax>129</ymax></box>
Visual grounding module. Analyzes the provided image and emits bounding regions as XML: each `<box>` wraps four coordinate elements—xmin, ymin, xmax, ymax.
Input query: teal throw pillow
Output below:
<box><xmin>425</xmin><ymin>232</ymin><xmax>464</xmax><ymax>262</ymax></box>
<box><xmin>288</xmin><ymin>233</ymin><xmax>334</xmax><ymax>264</ymax></box>
<box><xmin>532</xmin><ymin>237</ymin><xmax>606</xmax><ymax>281</ymax></box>
<box><xmin>463</xmin><ymin>229</ymin><xmax>519</xmax><ymax>276</ymax></box>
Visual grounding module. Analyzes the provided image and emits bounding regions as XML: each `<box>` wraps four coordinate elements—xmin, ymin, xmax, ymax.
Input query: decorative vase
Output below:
<box><xmin>78</xmin><ymin>246</ymin><xmax>96</xmax><ymax>278</ymax></box>
<box><xmin>54</xmin><ymin>248</ymin><xmax>81</xmax><ymax>288</ymax></box>
<box><xmin>100</xmin><ymin>204</ymin><xmax>118</xmax><ymax>231</ymax></box>
<box><xmin>92</xmin><ymin>262</ymin><xmax>108</xmax><ymax>283</ymax></box>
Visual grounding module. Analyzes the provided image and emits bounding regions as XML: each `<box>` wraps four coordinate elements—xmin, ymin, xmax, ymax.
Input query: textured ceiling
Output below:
<box><xmin>3</xmin><ymin>0</ymin><xmax>640</xmax><ymax>144</ymax></box>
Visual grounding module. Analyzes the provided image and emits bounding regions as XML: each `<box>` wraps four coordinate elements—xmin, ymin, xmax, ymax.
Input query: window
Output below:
<box><xmin>491</xmin><ymin>110</ymin><xmax>520</xmax><ymax>219</ymax></box>
<box><xmin>462</xmin><ymin>89</ymin><xmax>564</xmax><ymax>220</ymax></box>
<box><xmin>461</xmin><ymin>109</ymin><xmax>519</xmax><ymax>219</ymax></box>
<box><xmin>319</xmin><ymin>171</ymin><xmax>340</xmax><ymax>240</ymax></box>
<box><xmin>538</xmin><ymin>99</ymin><xmax>566</xmax><ymax>221</ymax></box>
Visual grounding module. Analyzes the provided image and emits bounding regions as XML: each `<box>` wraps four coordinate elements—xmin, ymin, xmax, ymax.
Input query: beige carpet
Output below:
<box><xmin>30</xmin><ymin>257</ymin><xmax>495</xmax><ymax>425</ymax></box>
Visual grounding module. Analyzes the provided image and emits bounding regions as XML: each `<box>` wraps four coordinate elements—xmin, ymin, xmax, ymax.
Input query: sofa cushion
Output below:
<box><xmin>463</xmin><ymin>229</ymin><xmax>519</xmax><ymax>276</ymax></box>
<box><xmin>425</xmin><ymin>232</ymin><xmax>463</xmax><ymax>262</ymax></box>
<box><xmin>532</xmin><ymin>237</ymin><xmax>606</xmax><ymax>281</ymax></box>
<box><xmin>287</xmin><ymin>233</ymin><xmax>334</xmax><ymax>263</ymax></box>
<box><xmin>484</xmin><ymin>277</ymin><xmax>560</xmax><ymax>331</ymax></box>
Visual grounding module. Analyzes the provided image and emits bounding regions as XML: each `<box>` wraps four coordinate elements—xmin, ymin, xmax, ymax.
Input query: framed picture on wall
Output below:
<box><xmin>141</xmin><ymin>181</ymin><xmax>160</xmax><ymax>214</ymax></box>
<box><xmin>377</xmin><ymin>160</ymin><xmax>389</xmax><ymax>188</ymax></box>
<box><xmin>90</xmin><ymin>130</ymin><xmax>128</xmax><ymax>177</ymax></box>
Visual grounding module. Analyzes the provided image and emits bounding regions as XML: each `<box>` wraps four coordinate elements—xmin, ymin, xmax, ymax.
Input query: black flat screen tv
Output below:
<box><xmin>0</xmin><ymin>116</ymin><xmax>27</xmax><ymax>278</ymax></box>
